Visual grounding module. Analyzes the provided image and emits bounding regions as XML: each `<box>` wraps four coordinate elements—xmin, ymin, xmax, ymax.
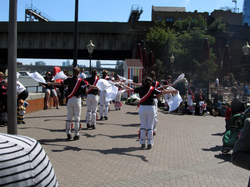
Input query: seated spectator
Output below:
<box><xmin>212</xmin><ymin>89</ymin><xmax>223</xmax><ymax>114</ymax></box>
<box><xmin>222</xmin><ymin>76</ymin><xmax>230</xmax><ymax>87</ymax></box>
<box><xmin>39</xmin><ymin>71</ymin><xmax>60</xmax><ymax>110</ymax></box>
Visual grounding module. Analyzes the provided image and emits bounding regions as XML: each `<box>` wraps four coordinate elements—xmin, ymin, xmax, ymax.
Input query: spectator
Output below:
<box><xmin>39</xmin><ymin>71</ymin><xmax>60</xmax><ymax>110</ymax></box>
<box><xmin>79</xmin><ymin>68</ymin><xmax>86</xmax><ymax>79</ymax></box>
<box><xmin>222</xmin><ymin>76</ymin><xmax>230</xmax><ymax>87</ymax></box>
<box><xmin>0</xmin><ymin>133</ymin><xmax>59</xmax><ymax>186</ymax></box>
<box><xmin>231</xmin><ymin>87</ymin><xmax>244</xmax><ymax>116</ymax></box>
<box><xmin>231</xmin><ymin>118</ymin><xmax>250</xmax><ymax>186</ymax></box>
<box><xmin>215</xmin><ymin>77</ymin><xmax>219</xmax><ymax>87</ymax></box>
<box><xmin>17</xmin><ymin>99</ymin><xmax>28</xmax><ymax>124</ymax></box>
<box><xmin>212</xmin><ymin>89</ymin><xmax>223</xmax><ymax>114</ymax></box>
<box><xmin>225</xmin><ymin>102</ymin><xmax>231</xmax><ymax>132</ymax></box>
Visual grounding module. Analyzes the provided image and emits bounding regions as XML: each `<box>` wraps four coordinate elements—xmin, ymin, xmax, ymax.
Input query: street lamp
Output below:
<box><xmin>86</xmin><ymin>40</ymin><xmax>95</xmax><ymax>75</ymax></box>
<box><xmin>170</xmin><ymin>54</ymin><xmax>175</xmax><ymax>74</ymax></box>
<box><xmin>242</xmin><ymin>41</ymin><xmax>250</xmax><ymax>56</ymax></box>
<box><xmin>242</xmin><ymin>41</ymin><xmax>250</xmax><ymax>83</ymax></box>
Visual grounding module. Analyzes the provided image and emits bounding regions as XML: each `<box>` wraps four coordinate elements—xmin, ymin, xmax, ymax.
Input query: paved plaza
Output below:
<box><xmin>0</xmin><ymin>103</ymin><xmax>249</xmax><ymax>187</ymax></box>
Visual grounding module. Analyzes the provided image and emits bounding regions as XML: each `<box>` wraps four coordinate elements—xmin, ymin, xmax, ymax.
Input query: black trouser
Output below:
<box><xmin>17</xmin><ymin>90</ymin><xmax>29</xmax><ymax>102</ymax></box>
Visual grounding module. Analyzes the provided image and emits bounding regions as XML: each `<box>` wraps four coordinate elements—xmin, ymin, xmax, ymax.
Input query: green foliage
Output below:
<box><xmin>208</xmin><ymin>17</ymin><xmax>226</xmax><ymax>33</ymax></box>
<box><xmin>173</xmin><ymin>16</ymin><xmax>207</xmax><ymax>33</ymax></box>
<box><xmin>192</xmin><ymin>60</ymin><xmax>217</xmax><ymax>81</ymax></box>
<box><xmin>150</xmin><ymin>59</ymin><xmax>166</xmax><ymax>81</ymax></box>
<box><xmin>145</xmin><ymin>16</ymin><xmax>223</xmax><ymax>79</ymax></box>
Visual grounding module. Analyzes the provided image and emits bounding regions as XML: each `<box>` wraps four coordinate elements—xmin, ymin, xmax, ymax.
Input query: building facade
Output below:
<box><xmin>243</xmin><ymin>0</ymin><xmax>250</xmax><ymax>26</ymax></box>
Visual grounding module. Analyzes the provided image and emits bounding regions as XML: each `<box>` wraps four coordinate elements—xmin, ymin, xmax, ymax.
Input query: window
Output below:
<box><xmin>192</xmin><ymin>18</ymin><xmax>195</xmax><ymax>22</ymax></box>
<box><xmin>165</xmin><ymin>17</ymin><xmax>174</xmax><ymax>22</ymax></box>
<box><xmin>178</xmin><ymin>17</ymin><xmax>182</xmax><ymax>21</ymax></box>
<box><xmin>158</xmin><ymin>17</ymin><xmax>162</xmax><ymax>21</ymax></box>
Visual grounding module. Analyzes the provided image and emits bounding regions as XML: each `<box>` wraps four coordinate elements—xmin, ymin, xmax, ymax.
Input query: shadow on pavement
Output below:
<box><xmin>96</xmin><ymin>133</ymin><xmax>138</xmax><ymax>139</ymax></box>
<box><xmin>214</xmin><ymin>153</ymin><xmax>232</xmax><ymax>163</ymax></box>
<box><xmin>211</xmin><ymin>132</ymin><xmax>224</xmax><ymax>136</ymax></box>
<box><xmin>202</xmin><ymin>145</ymin><xmax>222</xmax><ymax>152</ymax></box>
<box><xmin>126</xmin><ymin>112</ymin><xmax>138</xmax><ymax>115</ymax></box>
<box><xmin>122</xmin><ymin>123</ymin><xmax>140</xmax><ymax>127</ymax></box>
<box><xmin>26</xmin><ymin>115</ymin><xmax>67</xmax><ymax>119</ymax></box>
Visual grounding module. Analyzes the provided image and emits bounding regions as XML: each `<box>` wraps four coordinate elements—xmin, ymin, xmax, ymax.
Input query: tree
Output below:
<box><xmin>192</xmin><ymin>60</ymin><xmax>217</xmax><ymax>81</ymax></box>
<box><xmin>208</xmin><ymin>17</ymin><xmax>226</xmax><ymax>33</ymax></box>
<box><xmin>149</xmin><ymin>59</ymin><xmax>166</xmax><ymax>81</ymax></box>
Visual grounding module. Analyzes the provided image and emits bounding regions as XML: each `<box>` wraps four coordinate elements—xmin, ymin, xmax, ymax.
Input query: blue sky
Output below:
<box><xmin>1</xmin><ymin>0</ymin><xmax>244</xmax><ymax>66</ymax></box>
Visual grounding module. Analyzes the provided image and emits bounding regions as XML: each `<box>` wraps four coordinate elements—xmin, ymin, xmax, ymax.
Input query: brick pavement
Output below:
<box><xmin>0</xmin><ymin>103</ymin><xmax>249</xmax><ymax>187</ymax></box>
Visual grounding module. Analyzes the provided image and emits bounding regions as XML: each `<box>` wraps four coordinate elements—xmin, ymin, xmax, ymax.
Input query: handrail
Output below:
<box><xmin>25</xmin><ymin>4</ymin><xmax>55</xmax><ymax>22</ymax></box>
<box><xmin>25</xmin><ymin>85</ymin><xmax>43</xmax><ymax>93</ymax></box>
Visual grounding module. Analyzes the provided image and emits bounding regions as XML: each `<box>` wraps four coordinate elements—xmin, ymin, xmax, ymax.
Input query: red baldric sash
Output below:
<box><xmin>155</xmin><ymin>81</ymin><xmax>160</xmax><ymax>88</ymax></box>
<box><xmin>68</xmin><ymin>78</ymin><xmax>82</xmax><ymax>99</ymax></box>
<box><xmin>139</xmin><ymin>86</ymin><xmax>154</xmax><ymax>105</ymax></box>
<box><xmin>188</xmin><ymin>86</ymin><xmax>195</xmax><ymax>100</ymax></box>
<box><xmin>87</xmin><ymin>76</ymin><xmax>98</xmax><ymax>94</ymax></box>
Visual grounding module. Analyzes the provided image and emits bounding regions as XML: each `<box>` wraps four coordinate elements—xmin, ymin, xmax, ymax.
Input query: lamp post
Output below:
<box><xmin>86</xmin><ymin>40</ymin><xmax>95</xmax><ymax>75</ymax></box>
<box><xmin>242</xmin><ymin>41</ymin><xmax>250</xmax><ymax>83</ymax></box>
<box><xmin>170</xmin><ymin>54</ymin><xmax>175</xmax><ymax>75</ymax></box>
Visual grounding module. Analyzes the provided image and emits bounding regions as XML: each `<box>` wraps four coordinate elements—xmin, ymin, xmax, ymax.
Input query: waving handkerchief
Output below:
<box><xmin>173</xmin><ymin>73</ymin><xmax>185</xmax><ymax>85</ymax></box>
<box><xmin>27</xmin><ymin>72</ymin><xmax>46</xmax><ymax>84</ymax></box>
<box><xmin>52</xmin><ymin>71</ymin><xmax>68</xmax><ymax>81</ymax></box>
<box><xmin>166</xmin><ymin>91</ymin><xmax>183</xmax><ymax>112</ymax></box>
<box><xmin>96</xmin><ymin>79</ymin><xmax>112</xmax><ymax>91</ymax></box>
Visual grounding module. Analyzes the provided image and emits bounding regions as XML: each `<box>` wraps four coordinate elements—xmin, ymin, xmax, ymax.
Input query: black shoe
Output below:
<box><xmin>87</xmin><ymin>124</ymin><xmax>91</xmax><ymax>128</ymax></box>
<box><xmin>147</xmin><ymin>144</ymin><xmax>152</xmax><ymax>149</ymax></box>
<box><xmin>22</xmin><ymin>121</ymin><xmax>26</xmax><ymax>124</ymax></box>
<box><xmin>91</xmin><ymin>125</ymin><xmax>96</xmax><ymax>129</ymax></box>
<box><xmin>119</xmin><ymin>108</ymin><xmax>121</xmax><ymax>110</ymax></box>
<box><xmin>17</xmin><ymin>121</ymin><xmax>21</xmax><ymax>124</ymax></box>
<box><xmin>104</xmin><ymin>117</ymin><xmax>108</xmax><ymax>120</ymax></box>
<box><xmin>67</xmin><ymin>134</ymin><xmax>72</xmax><ymax>140</ymax></box>
<box><xmin>100</xmin><ymin>116</ymin><xmax>103</xmax><ymax>120</ymax></box>
<box><xmin>73</xmin><ymin>136</ymin><xmax>79</xmax><ymax>140</ymax></box>
<box><xmin>141</xmin><ymin>144</ymin><xmax>145</xmax><ymax>149</ymax></box>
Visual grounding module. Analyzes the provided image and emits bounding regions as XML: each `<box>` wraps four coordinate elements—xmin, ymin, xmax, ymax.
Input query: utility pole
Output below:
<box><xmin>8</xmin><ymin>0</ymin><xmax>17</xmax><ymax>134</ymax></box>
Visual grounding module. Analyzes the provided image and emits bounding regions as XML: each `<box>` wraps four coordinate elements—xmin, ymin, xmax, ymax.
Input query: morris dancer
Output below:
<box><xmin>99</xmin><ymin>70</ymin><xmax>110</xmax><ymax>120</ymax></box>
<box><xmin>85</xmin><ymin>69</ymin><xmax>99</xmax><ymax>129</ymax></box>
<box><xmin>187</xmin><ymin>80</ymin><xmax>196</xmax><ymax>115</ymax></box>
<box><xmin>134</xmin><ymin>77</ymin><xmax>177</xmax><ymax>149</ymax></box>
<box><xmin>162</xmin><ymin>75</ymin><xmax>173</xmax><ymax>111</ymax></box>
<box><xmin>149</xmin><ymin>71</ymin><xmax>162</xmax><ymax>135</ymax></box>
<box><xmin>48</xmin><ymin>67</ymin><xmax>97</xmax><ymax>140</ymax></box>
<box><xmin>113</xmin><ymin>75</ymin><xmax>132</xmax><ymax>110</ymax></box>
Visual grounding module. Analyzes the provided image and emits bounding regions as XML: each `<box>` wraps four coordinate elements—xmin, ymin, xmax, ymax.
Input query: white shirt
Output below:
<box><xmin>215</xmin><ymin>78</ymin><xmax>219</xmax><ymax>85</ymax></box>
<box><xmin>79</xmin><ymin>72</ymin><xmax>86</xmax><ymax>79</ymax></box>
<box><xmin>17</xmin><ymin>81</ymin><xmax>26</xmax><ymax>95</ymax></box>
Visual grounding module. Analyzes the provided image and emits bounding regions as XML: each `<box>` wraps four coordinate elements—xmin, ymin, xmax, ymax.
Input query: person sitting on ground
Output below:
<box><xmin>39</xmin><ymin>71</ymin><xmax>60</xmax><ymax>110</ymax></box>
